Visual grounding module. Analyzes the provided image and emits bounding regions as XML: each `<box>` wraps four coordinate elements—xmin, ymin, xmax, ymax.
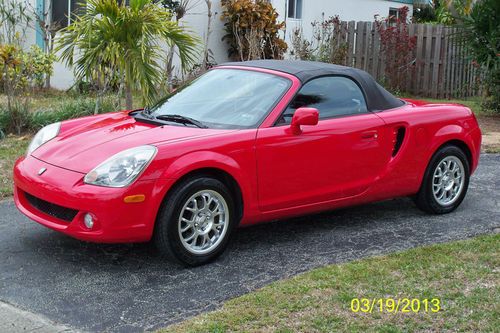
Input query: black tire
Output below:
<box><xmin>415</xmin><ymin>145</ymin><xmax>470</xmax><ymax>214</ymax></box>
<box><xmin>153</xmin><ymin>177</ymin><xmax>237</xmax><ymax>266</ymax></box>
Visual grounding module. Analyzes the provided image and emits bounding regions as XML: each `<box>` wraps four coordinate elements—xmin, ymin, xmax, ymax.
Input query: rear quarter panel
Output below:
<box><xmin>372</xmin><ymin>100</ymin><xmax>481</xmax><ymax>200</ymax></box>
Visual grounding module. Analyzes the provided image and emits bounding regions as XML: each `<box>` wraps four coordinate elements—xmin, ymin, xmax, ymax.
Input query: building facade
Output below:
<box><xmin>22</xmin><ymin>0</ymin><xmax>414</xmax><ymax>90</ymax></box>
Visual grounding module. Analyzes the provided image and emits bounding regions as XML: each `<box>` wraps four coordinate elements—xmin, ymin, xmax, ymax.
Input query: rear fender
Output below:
<box><xmin>420</xmin><ymin>124</ymin><xmax>477</xmax><ymax>181</ymax></box>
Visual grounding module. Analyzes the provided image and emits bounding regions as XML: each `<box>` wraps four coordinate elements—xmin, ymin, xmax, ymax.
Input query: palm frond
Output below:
<box><xmin>56</xmin><ymin>0</ymin><xmax>200</xmax><ymax>105</ymax></box>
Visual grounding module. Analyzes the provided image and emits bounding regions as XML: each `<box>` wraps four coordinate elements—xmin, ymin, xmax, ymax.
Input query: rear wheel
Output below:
<box><xmin>154</xmin><ymin>177</ymin><xmax>236</xmax><ymax>266</ymax></box>
<box><xmin>415</xmin><ymin>145</ymin><xmax>470</xmax><ymax>214</ymax></box>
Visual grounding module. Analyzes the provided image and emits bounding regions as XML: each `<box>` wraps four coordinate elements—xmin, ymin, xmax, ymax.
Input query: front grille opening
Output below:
<box><xmin>24</xmin><ymin>192</ymin><xmax>78</xmax><ymax>222</ymax></box>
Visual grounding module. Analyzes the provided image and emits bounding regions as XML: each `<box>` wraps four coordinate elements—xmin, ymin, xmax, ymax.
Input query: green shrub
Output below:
<box><xmin>0</xmin><ymin>44</ymin><xmax>55</xmax><ymax>92</ymax></box>
<box><xmin>30</xmin><ymin>98</ymin><xmax>115</xmax><ymax>131</ymax></box>
<box><xmin>0</xmin><ymin>98</ymin><xmax>116</xmax><ymax>134</ymax></box>
<box><xmin>290</xmin><ymin>16</ymin><xmax>348</xmax><ymax>65</ymax></box>
<box><xmin>0</xmin><ymin>101</ymin><xmax>31</xmax><ymax>134</ymax></box>
<box><xmin>0</xmin><ymin>107</ymin><xmax>8</xmax><ymax>136</ymax></box>
<box><xmin>221</xmin><ymin>0</ymin><xmax>287</xmax><ymax>60</ymax></box>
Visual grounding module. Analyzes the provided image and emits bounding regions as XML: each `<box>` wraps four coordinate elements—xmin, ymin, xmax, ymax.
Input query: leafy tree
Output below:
<box><xmin>57</xmin><ymin>0</ymin><xmax>199</xmax><ymax>109</ymax></box>
<box><xmin>413</xmin><ymin>3</ymin><xmax>437</xmax><ymax>24</ymax></box>
<box><xmin>459</xmin><ymin>0</ymin><xmax>499</xmax><ymax>112</ymax></box>
<box><xmin>153</xmin><ymin>0</ymin><xmax>198</xmax><ymax>91</ymax></box>
<box><xmin>413</xmin><ymin>0</ymin><xmax>475</xmax><ymax>25</ymax></box>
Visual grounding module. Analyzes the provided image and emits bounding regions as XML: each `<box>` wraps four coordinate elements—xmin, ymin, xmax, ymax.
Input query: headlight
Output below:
<box><xmin>84</xmin><ymin>145</ymin><xmax>157</xmax><ymax>187</ymax></box>
<box><xmin>27</xmin><ymin>122</ymin><xmax>61</xmax><ymax>155</ymax></box>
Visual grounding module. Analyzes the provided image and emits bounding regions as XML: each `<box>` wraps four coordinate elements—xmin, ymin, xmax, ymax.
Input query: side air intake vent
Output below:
<box><xmin>392</xmin><ymin>127</ymin><xmax>406</xmax><ymax>157</ymax></box>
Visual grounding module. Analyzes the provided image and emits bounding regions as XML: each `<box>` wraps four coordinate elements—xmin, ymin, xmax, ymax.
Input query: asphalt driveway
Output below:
<box><xmin>0</xmin><ymin>154</ymin><xmax>499</xmax><ymax>333</ymax></box>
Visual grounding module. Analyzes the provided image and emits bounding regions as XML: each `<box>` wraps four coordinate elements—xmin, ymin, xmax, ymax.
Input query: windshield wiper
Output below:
<box><xmin>155</xmin><ymin>114</ymin><xmax>208</xmax><ymax>128</ymax></box>
<box><xmin>141</xmin><ymin>107</ymin><xmax>154</xmax><ymax>119</ymax></box>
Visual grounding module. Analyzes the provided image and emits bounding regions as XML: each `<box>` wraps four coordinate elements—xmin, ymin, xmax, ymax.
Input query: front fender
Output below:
<box><xmin>158</xmin><ymin>151</ymin><xmax>258</xmax><ymax>223</ymax></box>
<box><xmin>161</xmin><ymin>151</ymin><xmax>244</xmax><ymax>180</ymax></box>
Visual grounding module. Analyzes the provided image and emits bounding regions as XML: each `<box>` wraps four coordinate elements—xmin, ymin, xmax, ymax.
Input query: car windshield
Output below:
<box><xmin>148</xmin><ymin>68</ymin><xmax>291</xmax><ymax>129</ymax></box>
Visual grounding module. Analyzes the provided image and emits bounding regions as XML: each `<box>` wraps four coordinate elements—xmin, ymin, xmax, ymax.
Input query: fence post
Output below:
<box><xmin>372</xmin><ymin>25</ymin><xmax>381</xmax><ymax>81</ymax></box>
<box><xmin>432</xmin><ymin>25</ymin><xmax>442</xmax><ymax>98</ymax></box>
<box><xmin>346</xmin><ymin>21</ymin><xmax>356</xmax><ymax>67</ymax></box>
<box><xmin>415</xmin><ymin>24</ymin><xmax>425</xmax><ymax>96</ymax></box>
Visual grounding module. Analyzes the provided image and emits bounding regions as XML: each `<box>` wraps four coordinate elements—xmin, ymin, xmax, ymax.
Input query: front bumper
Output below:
<box><xmin>13</xmin><ymin>156</ymin><xmax>174</xmax><ymax>243</ymax></box>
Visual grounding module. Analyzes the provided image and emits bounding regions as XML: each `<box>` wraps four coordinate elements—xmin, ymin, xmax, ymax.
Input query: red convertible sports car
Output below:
<box><xmin>14</xmin><ymin>60</ymin><xmax>481</xmax><ymax>266</ymax></box>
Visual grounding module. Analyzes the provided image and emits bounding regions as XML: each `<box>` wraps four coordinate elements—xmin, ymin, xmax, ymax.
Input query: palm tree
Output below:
<box><xmin>57</xmin><ymin>0</ymin><xmax>199</xmax><ymax>109</ymax></box>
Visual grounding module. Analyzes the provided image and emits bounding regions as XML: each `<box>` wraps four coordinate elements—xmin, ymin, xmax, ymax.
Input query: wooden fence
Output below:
<box><xmin>337</xmin><ymin>21</ymin><xmax>478</xmax><ymax>99</ymax></box>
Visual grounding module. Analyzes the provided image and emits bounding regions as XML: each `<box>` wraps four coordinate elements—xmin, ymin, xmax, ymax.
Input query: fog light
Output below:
<box><xmin>84</xmin><ymin>213</ymin><xmax>94</xmax><ymax>229</ymax></box>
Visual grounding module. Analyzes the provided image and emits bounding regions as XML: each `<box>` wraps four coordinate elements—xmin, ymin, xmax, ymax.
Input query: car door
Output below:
<box><xmin>256</xmin><ymin>76</ymin><xmax>391</xmax><ymax>212</ymax></box>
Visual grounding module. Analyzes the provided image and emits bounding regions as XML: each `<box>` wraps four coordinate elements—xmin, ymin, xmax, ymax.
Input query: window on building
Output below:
<box><xmin>287</xmin><ymin>0</ymin><xmax>303</xmax><ymax>19</ymax></box>
<box><xmin>389</xmin><ymin>7</ymin><xmax>400</xmax><ymax>24</ymax></box>
<box><xmin>52</xmin><ymin>0</ymin><xmax>85</xmax><ymax>29</ymax></box>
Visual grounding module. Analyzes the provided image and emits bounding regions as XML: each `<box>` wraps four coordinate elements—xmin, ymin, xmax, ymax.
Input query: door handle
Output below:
<box><xmin>361</xmin><ymin>131</ymin><xmax>378</xmax><ymax>139</ymax></box>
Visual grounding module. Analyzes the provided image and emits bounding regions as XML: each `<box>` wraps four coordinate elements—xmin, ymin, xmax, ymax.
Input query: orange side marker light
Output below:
<box><xmin>124</xmin><ymin>194</ymin><xmax>146</xmax><ymax>203</ymax></box>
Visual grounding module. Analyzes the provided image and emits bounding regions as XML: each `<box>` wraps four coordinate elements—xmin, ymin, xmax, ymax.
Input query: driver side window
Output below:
<box><xmin>277</xmin><ymin>76</ymin><xmax>368</xmax><ymax>124</ymax></box>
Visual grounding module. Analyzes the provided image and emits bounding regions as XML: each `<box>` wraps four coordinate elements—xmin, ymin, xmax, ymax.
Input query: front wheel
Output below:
<box><xmin>154</xmin><ymin>177</ymin><xmax>236</xmax><ymax>266</ymax></box>
<box><xmin>415</xmin><ymin>145</ymin><xmax>470</xmax><ymax>214</ymax></box>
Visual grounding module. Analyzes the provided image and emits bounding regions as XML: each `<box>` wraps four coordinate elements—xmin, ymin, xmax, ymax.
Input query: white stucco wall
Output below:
<box><xmin>178</xmin><ymin>0</ymin><xmax>229</xmax><ymax>67</ymax></box>
<box><xmin>17</xmin><ymin>0</ymin><xmax>413</xmax><ymax>90</ymax></box>
<box><xmin>271</xmin><ymin>0</ymin><xmax>413</xmax><ymax>44</ymax></box>
<box><xmin>14</xmin><ymin>0</ymin><xmax>74</xmax><ymax>90</ymax></box>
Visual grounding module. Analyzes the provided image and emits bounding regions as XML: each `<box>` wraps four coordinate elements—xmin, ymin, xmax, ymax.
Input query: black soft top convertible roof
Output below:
<box><xmin>220</xmin><ymin>60</ymin><xmax>404</xmax><ymax>112</ymax></box>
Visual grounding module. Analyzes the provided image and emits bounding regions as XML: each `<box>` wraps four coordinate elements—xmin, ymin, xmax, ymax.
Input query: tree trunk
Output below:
<box><xmin>4</xmin><ymin>66</ymin><xmax>12</xmax><ymax>114</ymax></box>
<box><xmin>125</xmin><ymin>82</ymin><xmax>133</xmax><ymax>110</ymax></box>
<box><xmin>165</xmin><ymin>45</ymin><xmax>176</xmax><ymax>92</ymax></box>
<box><xmin>202</xmin><ymin>0</ymin><xmax>213</xmax><ymax>70</ymax></box>
<box><xmin>45</xmin><ymin>73</ymin><xmax>51</xmax><ymax>89</ymax></box>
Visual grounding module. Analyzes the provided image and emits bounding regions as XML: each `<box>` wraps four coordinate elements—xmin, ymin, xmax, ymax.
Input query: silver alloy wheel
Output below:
<box><xmin>178</xmin><ymin>190</ymin><xmax>229</xmax><ymax>255</ymax></box>
<box><xmin>432</xmin><ymin>156</ymin><xmax>465</xmax><ymax>206</ymax></box>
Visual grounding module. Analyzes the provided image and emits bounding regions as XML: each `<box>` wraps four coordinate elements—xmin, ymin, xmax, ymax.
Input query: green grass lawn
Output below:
<box><xmin>0</xmin><ymin>136</ymin><xmax>29</xmax><ymax>200</ymax></box>
<box><xmin>0</xmin><ymin>89</ymin><xmax>144</xmax><ymax>112</ymax></box>
<box><xmin>162</xmin><ymin>234</ymin><xmax>500</xmax><ymax>333</ymax></box>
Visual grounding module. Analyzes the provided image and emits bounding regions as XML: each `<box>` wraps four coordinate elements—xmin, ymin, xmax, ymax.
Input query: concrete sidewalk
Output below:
<box><xmin>0</xmin><ymin>301</ymin><xmax>76</xmax><ymax>333</ymax></box>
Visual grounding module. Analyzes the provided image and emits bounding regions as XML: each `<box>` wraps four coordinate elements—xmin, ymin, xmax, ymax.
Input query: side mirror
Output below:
<box><xmin>290</xmin><ymin>107</ymin><xmax>319</xmax><ymax>134</ymax></box>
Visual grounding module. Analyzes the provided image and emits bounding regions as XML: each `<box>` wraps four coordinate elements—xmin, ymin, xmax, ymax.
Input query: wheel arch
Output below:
<box><xmin>168</xmin><ymin>167</ymin><xmax>244</xmax><ymax>221</ymax></box>
<box><xmin>427</xmin><ymin>123</ymin><xmax>477</xmax><ymax>172</ymax></box>
<box><xmin>415</xmin><ymin>139</ymin><xmax>472</xmax><ymax>214</ymax></box>
<box><xmin>438</xmin><ymin>139</ymin><xmax>473</xmax><ymax>169</ymax></box>
<box><xmin>151</xmin><ymin>166</ymin><xmax>245</xmax><ymax>265</ymax></box>
<box><xmin>151</xmin><ymin>148</ymin><xmax>260</xmax><ymax>232</ymax></box>
<box><xmin>418</xmin><ymin>138</ymin><xmax>473</xmax><ymax>191</ymax></box>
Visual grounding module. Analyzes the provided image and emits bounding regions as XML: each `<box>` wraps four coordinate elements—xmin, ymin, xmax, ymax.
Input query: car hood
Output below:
<box><xmin>32</xmin><ymin>112</ymin><xmax>229</xmax><ymax>173</ymax></box>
